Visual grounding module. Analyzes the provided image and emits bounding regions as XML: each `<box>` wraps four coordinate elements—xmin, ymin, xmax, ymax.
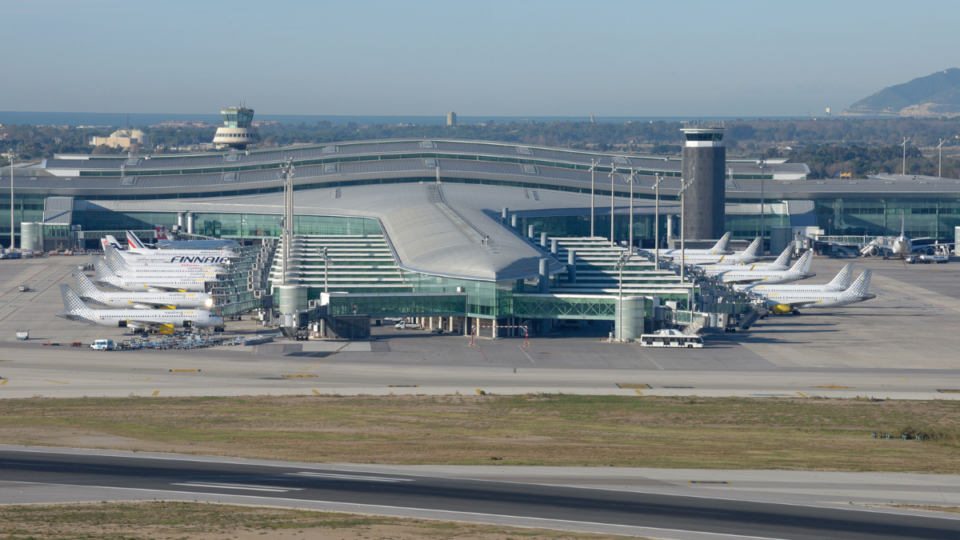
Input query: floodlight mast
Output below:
<box><xmin>615</xmin><ymin>251</ymin><xmax>629</xmax><ymax>342</ymax></box>
<box><xmin>608</xmin><ymin>164</ymin><xmax>616</xmax><ymax>246</ymax></box>
<box><xmin>277</xmin><ymin>159</ymin><xmax>295</xmax><ymax>285</ymax></box>
<box><xmin>652</xmin><ymin>173</ymin><xmax>664</xmax><ymax>268</ymax></box>
<box><xmin>901</xmin><ymin>137</ymin><xmax>909</xmax><ymax>175</ymax></box>
<box><xmin>628</xmin><ymin>168</ymin><xmax>635</xmax><ymax>250</ymax></box>
<box><xmin>757</xmin><ymin>157</ymin><xmax>766</xmax><ymax>255</ymax></box>
<box><xmin>938</xmin><ymin>138</ymin><xmax>947</xmax><ymax>178</ymax></box>
<box><xmin>589</xmin><ymin>159</ymin><xmax>597</xmax><ymax>237</ymax></box>
<box><xmin>5</xmin><ymin>150</ymin><xmax>14</xmax><ymax>250</ymax></box>
<box><xmin>677</xmin><ymin>178</ymin><xmax>694</xmax><ymax>286</ymax></box>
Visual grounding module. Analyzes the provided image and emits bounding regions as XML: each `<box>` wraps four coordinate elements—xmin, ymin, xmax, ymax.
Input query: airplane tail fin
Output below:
<box><xmin>155</xmin><ymin>225</ymin><xmax>168</xmax><ymax>240</ymax></box>
<box><xmin>826</xmin><ymin>263</ymin><xmax>855</xmax><ymax>291</ymax></box>
<box><xmin>841</xmin><ymin>270</ymin><xmax>873</xmax><ymax>300</ymax></box>
<box><xmin>789</xmin><ymin>250</ymin><xmax>812</xmax><ymax>274</ymax></box>
<box><xmin>768</xmin><ymin>244</ymin><xmax>793</xmax><ymax>270</ymax></box>
<box><xmin>735</xmin><ymin>237</ymin><xmax>761</xmax><ymax>263</ymax></box>
<box><xmin>711</xmin><ymin>232</ymin><xmax>733</xmax><ymax>254</ymax></box>
<box><xmin>93</xmin><ymin>257</ymin><xmax>118</xmax><ymax>282</ymax></box>
<box><xmin>60</xmin><ymin>284</ymin><xmax>91</xmax><ymax>313</ymax></box>
<box><xmin>73</xmin><ymin>268</ymin><xmax>107</xmax><ymax>301</ymax></box>
<box><xmin>126</xmin><ymin>230</ymin><xmax>147</xmax><ymax>250</ymax></box>
<box><xmin>102</xmin><ymin>246</ymin><xmax>126</xmax><ymax>273</ymax></box>
<box><xmin>105</xmin><ymin>235</ymin><xmax>124</xmax><ymax>251</ymax></box>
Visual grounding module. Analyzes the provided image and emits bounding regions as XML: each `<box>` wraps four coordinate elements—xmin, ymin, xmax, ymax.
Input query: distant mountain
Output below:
<box><xmin>841</xmin><ymin>68</ymin><xmax>960</xmax><ymax>117</ymax></box>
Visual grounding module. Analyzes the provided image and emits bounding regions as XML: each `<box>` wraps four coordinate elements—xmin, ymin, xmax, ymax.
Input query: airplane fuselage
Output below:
<box><xmin>82</xmin><ymin>292</ymin><xmax>213</xmax><ymax>309</ymax></box>
<box><xmin>57</xmin><ymin>309</ymin><xmax>223</xmax><ymax>328</ymax></box>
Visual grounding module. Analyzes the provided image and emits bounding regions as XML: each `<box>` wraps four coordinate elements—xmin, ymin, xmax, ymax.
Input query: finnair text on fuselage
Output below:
<box><xmin>168</xmin><ymin>256</ymin><xmax>232</xmax><ymax>264</ymax></box>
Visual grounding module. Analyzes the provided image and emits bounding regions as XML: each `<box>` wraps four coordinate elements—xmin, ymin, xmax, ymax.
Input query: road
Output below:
<box><xmin>1</xmin><ymin>447</ymin><xmax>958</xmax><ymax>540</ymax></box>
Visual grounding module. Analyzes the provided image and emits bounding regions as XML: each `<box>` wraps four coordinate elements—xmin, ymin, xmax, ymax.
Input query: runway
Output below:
<box><xmin>1</xmin><ymin>446</ymin><xmax>959</xmax><ymax>540</ymax></box>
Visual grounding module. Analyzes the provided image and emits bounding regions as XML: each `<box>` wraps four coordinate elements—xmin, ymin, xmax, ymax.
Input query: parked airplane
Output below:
<box><xmin>753</xmin><ymin>269</ymin><xmax>875</xmax><ymax>315</ymax></box>
<box><xmin>644</xmin><ymin>232</ymin><xmax>734</xmax><ymax>258</ymax></box>
<box><xmin>127</xmin><ymin>230</ymin><xmax>238</xmax><ymax>255</ymax></box>
<box><xmin>102</xmin><ymin>246</ymin><xmax>228</xmax><ymax>276</ymax></box>
<box><xmin>58</xmin><ymin>285</ymin><xmax>223</xmax><ymax>334</ymax></box>
<box><xmin>73</xmin><ymin>269</ymin><xmax>214</xmax><ymax>309</ymax></box>
<box><xmin>101</xmin><ymin>238</ymin><xmax>235</xmax><ymax>265</ymax></box>
<box><xmin>698</xmin><ymin>243</ymin><xmax>790</xmax><ymax>274</ymax></box>
<box><xmin>153</xmin><ymin>226</ymin><xmax>241</xmax><ymax>250</ymax></box>
<box><xmin>820</xmin><ymin>213</ymin><xmax>954</xmax><ymax>258</ymax></box>
<box><xmin>716</xmin><ymin>250</ymin><xmax>815</xmax><ymax>285</ymax></box>
<box><xmin>745</xmin><ymin>263</ymin><xmax>854</xmax><ymax>295</ymax></box>
<box><xmin>93</xmin><ymin>259</ymin><xmax>210</xmax><ymax>292</ymax></box>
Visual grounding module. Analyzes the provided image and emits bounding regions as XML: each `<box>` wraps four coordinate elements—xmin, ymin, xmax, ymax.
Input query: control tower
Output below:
<box><xmin>213</xmin><ymin>106</ymin><xmax>261</xmax><ymax>149</ymax></box>
<box><xmin>680</xmin><ymin>124</ymin><xmax>726</xmax><ymax>240</ymax></box>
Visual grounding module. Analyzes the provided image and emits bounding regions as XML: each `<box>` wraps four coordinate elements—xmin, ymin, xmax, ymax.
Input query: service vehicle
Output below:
<box><xmin>90</xmin><ymin>339</ymin><xmax>115</xmax><ymax>350</ymax></box>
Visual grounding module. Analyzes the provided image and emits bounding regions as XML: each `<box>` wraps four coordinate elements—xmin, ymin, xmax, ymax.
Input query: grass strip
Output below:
<box><xmin>0</xmin><ymin>501</ymin><xmax>640</xmax><ymax>540</ymax></box>
<box><xmin>0</xmin><ymin>394</ymin><xmax>958</xmax><ymax>473</ymax></box>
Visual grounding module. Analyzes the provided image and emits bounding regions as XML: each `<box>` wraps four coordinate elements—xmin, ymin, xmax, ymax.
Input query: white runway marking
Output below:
<box><xmin>287</xmin><ymin>472</ymin><xmax>414</xmax><ymax>483</ymax></box>
<box><xmin>171</xmin><ymin>482</ymin><xmax>303</xmax><ymax>492</ymax></box>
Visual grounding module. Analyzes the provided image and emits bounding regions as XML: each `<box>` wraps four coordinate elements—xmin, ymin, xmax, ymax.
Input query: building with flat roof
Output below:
<box><xmin>89</xmin><ymin>129</ymin><xmax>150</xmax><ymax>150</ymax></box>
<box><xmin>5</xmin><ymin>138</ymin><xmax>960</xmax><ymax>329</ymax></box>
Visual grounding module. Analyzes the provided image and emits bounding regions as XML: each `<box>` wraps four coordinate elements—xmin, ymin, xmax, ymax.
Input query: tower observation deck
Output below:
<box><xmin>213</xmin><ymin>106</ymin><xmax>261</xmax><ymax>149</ymax></box>
<box><xmin>680</xmin><ymin>125</ymin><xmax>726</xmax><ymax>240</ymax></box>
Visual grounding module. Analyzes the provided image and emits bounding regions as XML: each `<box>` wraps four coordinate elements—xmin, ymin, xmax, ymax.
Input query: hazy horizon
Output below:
<box><xmin>5</xmin><ymin>0</ymin><xmax>959</xmax><ymax>117</ymax></box>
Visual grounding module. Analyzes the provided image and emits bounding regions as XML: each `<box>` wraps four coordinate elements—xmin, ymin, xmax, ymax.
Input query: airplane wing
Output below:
<box><xmin>910</xmin><ymin>242</ymin><xmax>955</xmax><ymax>252</ymax></box>
<box><xmin>127</xmin><ymin>300</ymin><xmax>177</xmax><ymax>309</ymax></box>
<box><xmin>145</xmin><ymin>286</ymin><xmax>189</xmax><ymax>293</ymax></box>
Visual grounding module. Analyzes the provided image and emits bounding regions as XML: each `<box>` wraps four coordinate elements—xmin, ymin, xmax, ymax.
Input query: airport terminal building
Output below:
<box><xmin>5</xmin><ymin>138</ymin><xmax>960</xmax><ymax>333</ymax></box>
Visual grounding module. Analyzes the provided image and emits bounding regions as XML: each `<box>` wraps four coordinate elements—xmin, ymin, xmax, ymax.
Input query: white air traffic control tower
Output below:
<box><xmin>680</xmin><ymin>124</ymin><xmax>726</xmax><ymax>240</ymax></box>
<box><xmin>213</xmin><ymin>106</ymin><xmax>261</xmax><ymax>149</ymax></box>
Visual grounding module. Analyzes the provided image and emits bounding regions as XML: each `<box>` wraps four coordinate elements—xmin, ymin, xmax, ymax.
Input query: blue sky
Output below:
<box><xmin>4</xmin><ymin>0</ymin><xmax>959</xmax><ymax>117</ymax></box>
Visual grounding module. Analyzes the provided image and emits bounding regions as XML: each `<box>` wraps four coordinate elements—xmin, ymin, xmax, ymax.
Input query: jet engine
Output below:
<box><xmin>769</xmin><ymin>304</ymin><xmax>793</xmax><ymax>315</ymax></box>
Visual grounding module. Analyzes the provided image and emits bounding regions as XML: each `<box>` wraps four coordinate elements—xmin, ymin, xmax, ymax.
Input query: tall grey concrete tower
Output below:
<box><xmin>680</xmin><ymin>125</ymin><xmax>726</xmax><ymax>239</ymax></box>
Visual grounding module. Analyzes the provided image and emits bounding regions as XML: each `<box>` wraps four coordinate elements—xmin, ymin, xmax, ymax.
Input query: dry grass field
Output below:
<box><xmin>1</xmin><ymin>394</ymin><xmax>958</xmax><ymax>472</ymax></box>
<box><xmin>0</xmin><ymin>501</ymin><xmax>643</xmax><ymax>540</ymax></box>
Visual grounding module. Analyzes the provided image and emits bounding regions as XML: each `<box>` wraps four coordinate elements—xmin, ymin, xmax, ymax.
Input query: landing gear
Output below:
<box><xmin>791</xmin><ymin>309</ymin><xmax>801</xmax><ymax>316</ymax></box>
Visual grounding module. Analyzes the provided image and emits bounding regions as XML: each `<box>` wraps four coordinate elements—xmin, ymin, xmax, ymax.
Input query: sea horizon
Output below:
<box><xmin>0</xmin><ymin>111</ymin><xmax>812</xmax><ymax>127</ymax></box>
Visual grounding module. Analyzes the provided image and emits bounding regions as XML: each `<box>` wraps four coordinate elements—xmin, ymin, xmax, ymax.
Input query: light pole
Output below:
<box><xmin>757</xmin><ymin>158</ymin><xmax>766</xmax><ymax>255</ymax></box>
<box><xmin>277</xmin><ymin>159</ymin><xmax>295</xmax><ymax>285</ymax></box>
<box><xmin>608</xmin><ymin>164</ymin><xmax>616</xmax><ymax>246</ymax></box>
<box><xmin>4</xmin><ymin>150</ymin><xmax>15</xmax><ymax>250</ymax></box>
<box><xmin>678</xmin><ymin>178</ymin><xmax>694</xmax><ymax>284</ymax></box>
<box><xmin>938</xmin><ymin>138</ymin><xmax>947</xmax><ymax>178</ymax></box>
<box><xmin>653</xmin><ymin>173</ymin><xmax>663</xmax><ymax>268</ymax></box>
<box><xmin>628</xmin><ymin>168</ymin><xmax>635</xmax><ymax>250</ymax></box>
<box><xmin>901</xmin><ymin>137</ymin><xmax>909</xmax><ymax>175</ymax></box>
<box><xmin>589</xmin><ymin>159</ymin><xmax>597</xmax><ymax>237</ymax></box>
<box><xmin>317</xmin><ymin>246</ymin><xmax>329</xmax><ymax>293</ymax></box>
<box><xmin>615</xmin><ymin>251</ymin><xmax>629</xmax><ymax>341</ymax></box>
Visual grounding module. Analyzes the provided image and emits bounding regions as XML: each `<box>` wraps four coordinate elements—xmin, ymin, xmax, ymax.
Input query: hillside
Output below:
<box><xmin>842</xmin><ymin>68</ymin><xmax>960</xmax><ymax>117</ymax></box>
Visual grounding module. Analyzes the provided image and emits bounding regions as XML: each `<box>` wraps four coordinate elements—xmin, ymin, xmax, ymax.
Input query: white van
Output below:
<box><xmin>90</xmin><ymin>339</ymin><xmax>115</xmax><ymax>351</ymax></box>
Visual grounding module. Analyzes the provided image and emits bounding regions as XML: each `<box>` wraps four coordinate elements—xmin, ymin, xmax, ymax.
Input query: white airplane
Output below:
<box><xmin>745</xmin><ymin>263</ymin><xmax>854</xmax><ymax>295</ymax></box>
<box><xmin>698</xmin><ymin>243</ymin><xmax>790</xmax><ymax>274</ymax></box>
<box><xmin>93</xmin><ymin>258</ymin><xmax>211</xmax><ymax>293</ymax></box>
<box><xmin>101</xmin><ymin>246</ymin><xmax>228</xmax><ymax>276</ymax></box>
<box><xmin>57</xmin><ymin>285</ymin><xmax>223</xmax><ymax>334</ymax></box>
<box><xmin>820</xmin><ymin>213</ymin><xmax>953</xmax><ymax>258</ymax></box>
<box><xmin>102</xmin><ymin>237</ymin><xmax>235</xmax><ymax>265</ymax></box>
<box><xmin>665</xmin><ymin>237</ymin><xmax>762</xmax><ymax>266</ymax></box>
<box><xmin>95</xmin><ymin>256</ymin><xmax>221</xmax><ymax>283</ymax></box>
<box><xmin>73</xmin><ymin>269</ymin><xmax>214</xmax><ymax>310</ymax></box>
<box><xmin>644</xmin><ymin>232</ymin><xmax>734</xmax><ymax>258</ymax></box>
<box><xmin>716</xmin><ymin>250</ymin><xmax>816</xmax><ymax>285</ymax></box>
<box><xmin>153</xmin><ymin>226</ymin><xmax>241</xmax><ymax>250</ymax></box>
<box><xmin>752</xmin><ymin>269</ymin><xmax>875</xmax><ymax>315</ymax></box>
